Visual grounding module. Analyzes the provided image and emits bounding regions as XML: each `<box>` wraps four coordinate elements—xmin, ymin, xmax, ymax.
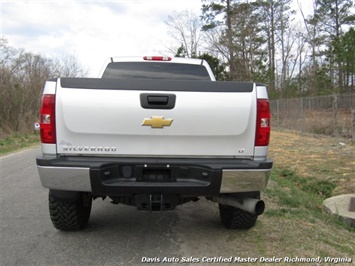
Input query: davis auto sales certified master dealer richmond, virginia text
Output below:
<box><xmin>141</xmin><ymin>256</ymin><xmax>353</xmax><ymax>264</ymax></box>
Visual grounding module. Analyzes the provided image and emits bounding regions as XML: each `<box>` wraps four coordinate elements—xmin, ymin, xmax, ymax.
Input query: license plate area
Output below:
<box><xmin>138</xmin><ymin>168</ymin><xmax>174</xmax><ymax>182</ymax></box>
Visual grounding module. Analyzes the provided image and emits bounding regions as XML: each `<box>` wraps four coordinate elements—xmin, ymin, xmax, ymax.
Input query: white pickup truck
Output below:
<box><xmin>36</xmin><ymin>56</ymin><xmax>273</xmax><ymax>231</ymax></box>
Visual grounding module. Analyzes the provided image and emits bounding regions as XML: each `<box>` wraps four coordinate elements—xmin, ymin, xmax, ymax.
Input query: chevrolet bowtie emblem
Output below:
<box><xmin>142</xmin><ymin>116</ymin><xmax>173</xmax><ymax>128</ymax></box>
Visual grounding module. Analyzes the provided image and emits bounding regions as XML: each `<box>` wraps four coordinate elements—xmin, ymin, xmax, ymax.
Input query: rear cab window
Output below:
<box><xmin>102</xmin><ymin>62</ymin><xmax>211</xmax><ymax>81</ymax></box>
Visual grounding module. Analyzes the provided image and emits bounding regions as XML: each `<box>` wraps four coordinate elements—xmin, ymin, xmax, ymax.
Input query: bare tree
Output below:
<box><xmin>0</xmin><ymin>38</ymin><xmax>88</xmax><ymax>136</ymax></box>
<box><xmin>165</xmin><ymin>10</ymin><xmax>205</xmax><ymax>57</ymax></box>
<box><xmin>59</xmin><ymin>54</ymin><xmax>88</xmax><ymax>77</ymax></box>
<box><xmin>203</xmin><ymin>27</ymin><xmax>230</xmax><ymax>61</ymax></box>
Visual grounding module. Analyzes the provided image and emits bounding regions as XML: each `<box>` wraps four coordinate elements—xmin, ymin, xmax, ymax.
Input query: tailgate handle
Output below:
<box><xmin>140</xmin><ymin>93</ymin><xmax>176</xmax><ymax>109</ymax></box>
<box><xmin>148</xmin><ymin>96</ymin><xmax>168</xmax><ymax>105</ymax></box>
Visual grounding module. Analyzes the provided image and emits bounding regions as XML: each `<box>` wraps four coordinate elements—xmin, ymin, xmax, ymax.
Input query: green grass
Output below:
<box><xmin>0</xmin><ymin>133</ymin><xmax>40</xmax><ymax>156</ymax></box>
<box><xmin>264</xmin><ymin>167</ymin><xmax>354</xmax><ymax>232</ymax></box>
<box><xmin>278</xmin><ymin>168</ymin><xmax>336</xmax><ymax>198</ymax></box>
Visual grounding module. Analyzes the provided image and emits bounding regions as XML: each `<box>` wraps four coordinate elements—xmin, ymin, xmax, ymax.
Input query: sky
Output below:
<box><xmin>1</xmin><ymin>0</ymin><xmax>314</xmax><ymax>77</ymax></box>
<box><xmin>1</xmin><ymin>0</ymin><xmax>203</xmax><ymax>76</ymax></box>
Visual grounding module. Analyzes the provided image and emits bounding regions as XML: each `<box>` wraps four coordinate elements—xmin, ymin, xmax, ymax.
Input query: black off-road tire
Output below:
<box><xmin>219</xmin><ymin>204</ymin><xmax>258</xmax><ymax>229</ymax></box>
<box><xmin>49</xmin><ymin>192</ymin><xmax>92</xmax><ymax>231</ymax></box>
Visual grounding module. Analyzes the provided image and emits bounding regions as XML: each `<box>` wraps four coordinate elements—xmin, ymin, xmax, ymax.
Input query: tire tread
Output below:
<box><xmin>49</xmin><ymin>193</ymin><xmax>91</xmax><ymax>231</ymax></box>
<box><xmin>219</xmin><ymin>204</ymin><xmax>258</xmax><ymax>229</ymax></box>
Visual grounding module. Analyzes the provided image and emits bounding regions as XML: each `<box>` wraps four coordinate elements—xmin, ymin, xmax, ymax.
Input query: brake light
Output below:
<box><xmin>143</xmin><ymin>56</ymin><xmax>171</xmax><ymax>61</ymax></box>
<box><xmin>40</xmin><ymin>94</ymin><xmax>56</xmax><ymax>144</ymax></box>
<box><xmin>255</xmin><ymin>99</ymin><xmax>270</xmax><ymax>146</ymax></box>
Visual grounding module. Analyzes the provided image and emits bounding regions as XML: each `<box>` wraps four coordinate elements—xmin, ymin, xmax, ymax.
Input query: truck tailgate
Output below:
<box><xmin>55</xmin><ymin>78</ymin><xmax>257</xmax><ymax>157</ymax></box>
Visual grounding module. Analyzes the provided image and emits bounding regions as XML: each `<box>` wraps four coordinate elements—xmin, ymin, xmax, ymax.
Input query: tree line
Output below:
<box><xmin>0</xmin><ymin>38</ymin><xmax>87</xmax><ymax>136</ymax></box>
<box><xmin>165</xmin><ymin>0</ymin><xmax>355</xmax><ymax>99</ymax></box>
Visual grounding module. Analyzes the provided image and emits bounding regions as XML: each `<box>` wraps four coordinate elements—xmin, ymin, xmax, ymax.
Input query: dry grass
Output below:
<box><xmin>271</xmin><ymin>94</ymin><xmax>355</xmax><ymax>139</ymax></box>
<box><xmin>303</xmin><ymin>109</ymin><xmax>352</xmax><ymax>137</ymax></box>
<box><xmin>269</xmin><ymin>130</ymin><xmax>355</xmax><ymax>195</ymax></box>
<box><xmin>274</xmin><ymin>109</ymin><xmax>354</xmax><ymax>138</ymax></box>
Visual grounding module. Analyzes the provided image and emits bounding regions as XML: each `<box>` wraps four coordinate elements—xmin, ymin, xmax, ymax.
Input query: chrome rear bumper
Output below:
<box><xmin>37</xmin><ymin>156</ymin><xmax>272</xmax><ymax>194</ymax></box>
<box><xmin>220</xmin><ymin>169</ymin><xmax>271</xmax><ymax>193</ymax></box>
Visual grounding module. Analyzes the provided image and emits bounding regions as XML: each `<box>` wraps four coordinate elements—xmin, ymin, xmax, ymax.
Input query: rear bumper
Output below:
<box><xmin>36</xmin><ymin>156</ymin><xmax>272</xmax><ymax>196</ymax></box>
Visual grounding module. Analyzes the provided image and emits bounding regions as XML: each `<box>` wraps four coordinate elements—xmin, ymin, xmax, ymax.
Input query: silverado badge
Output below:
<box><xmin>142</xmin><ymin>116</ymin><xmax>173</xmax><ymax>128</ymax></box>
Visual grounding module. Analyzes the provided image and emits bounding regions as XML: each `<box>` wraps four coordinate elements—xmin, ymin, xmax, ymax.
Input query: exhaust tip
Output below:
<box><xmin>211</xmin><ymin>196</ymin><xmax>266</xmax><ymax>215</ymax></box>
<box><xmin>255</xmin><ymin>200</ymin><xmax>265</xmax><ymax>215</ymax></box>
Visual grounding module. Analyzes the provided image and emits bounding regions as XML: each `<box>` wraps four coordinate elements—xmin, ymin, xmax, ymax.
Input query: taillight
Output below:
<box><xmin>143</xmin><ymin>56</ymin><xmax>171</xmax><ymax>61</ymax></box>
<box><xmin>40</xmin><ymin>94</ymin><xmax>56</xmax><ymax>144</ymax></box>
<box><xmin>255</xmin><ymin>99</ymin><xmax>270</xmax><ymax>146</ymax></box>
